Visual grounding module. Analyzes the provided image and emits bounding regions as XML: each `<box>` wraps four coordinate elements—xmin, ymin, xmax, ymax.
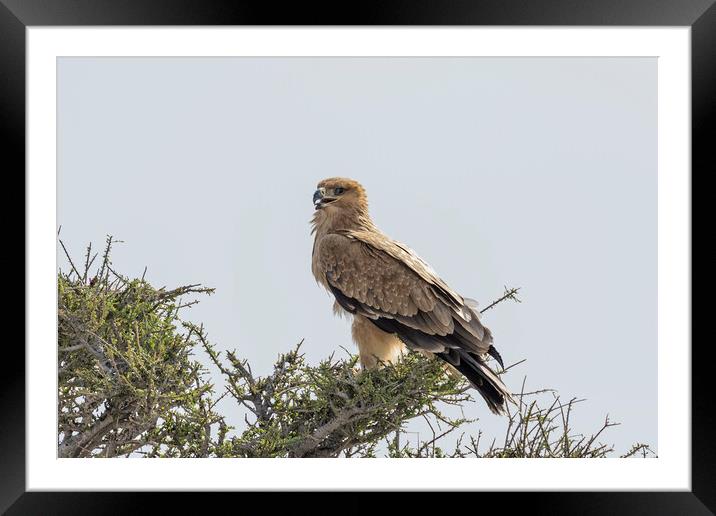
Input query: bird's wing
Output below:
<box><xmin>346</xmin><ymin>229</ymin><xmax>467</xmax><ymax>311</ymax></box>
<box><xmin>316</xmin><ymin>230</ymin><xmax>492</xmax><ymax>356</ymax></box>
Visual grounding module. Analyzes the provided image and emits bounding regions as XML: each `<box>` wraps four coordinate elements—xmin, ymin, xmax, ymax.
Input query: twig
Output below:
<box><xmin>480</xmin><ymin>286</ymin><xmax>522</xmax><ymax>314</ymax></box>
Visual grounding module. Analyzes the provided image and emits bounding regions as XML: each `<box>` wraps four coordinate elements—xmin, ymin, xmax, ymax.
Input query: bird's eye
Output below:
<box><xmin>334</xmin><ymin>187</ymin><xmax>345</xmax><ymax>195</ymax></box>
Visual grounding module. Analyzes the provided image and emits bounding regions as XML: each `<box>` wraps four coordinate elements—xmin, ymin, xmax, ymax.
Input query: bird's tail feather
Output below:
<box><xmin>439</xmin><ymin>351</ymin><xmax>516</xmax><ymax>415</ymax></box>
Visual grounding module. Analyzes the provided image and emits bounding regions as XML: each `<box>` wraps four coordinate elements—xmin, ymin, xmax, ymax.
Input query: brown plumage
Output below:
<box><xmin>310</xmin><ymin>177</ymin><xmax>514</xmax><ymax>415</ymax></box>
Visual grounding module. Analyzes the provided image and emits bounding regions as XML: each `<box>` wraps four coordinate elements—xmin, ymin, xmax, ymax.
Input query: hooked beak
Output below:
<box><xmin>313</xmin><ymin>187</ymin><xmax>335</xmax><ymax>210</ymax></box>
<box><xmin>313</xmin><ymin>188</ymin><xmax>324</xmax><ymax>208</ymax></box>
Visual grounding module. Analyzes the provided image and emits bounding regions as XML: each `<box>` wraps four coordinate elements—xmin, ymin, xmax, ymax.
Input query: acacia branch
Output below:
<box><xmin>480</xmin><ymin>286</ymin><xmax>522</xmax><ymax>313</ymax></box>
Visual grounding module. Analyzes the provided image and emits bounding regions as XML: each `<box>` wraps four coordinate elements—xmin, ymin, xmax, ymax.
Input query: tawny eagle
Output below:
<box><xmin>311</xmin><ymin>177</ymin><xmax>514</xmax><ymax>414</ymax></box>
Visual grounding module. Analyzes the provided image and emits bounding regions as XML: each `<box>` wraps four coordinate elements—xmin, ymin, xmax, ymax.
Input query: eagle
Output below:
<box><xmin>310</xmin><ymin>177</ymin><xmax>515</xmax><ymax>415</ymax></box>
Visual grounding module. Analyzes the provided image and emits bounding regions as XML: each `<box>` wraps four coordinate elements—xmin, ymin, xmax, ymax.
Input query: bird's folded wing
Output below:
<box><xmin>317</xmin><ymin>231</ymin><xmax>491</xmax><ymax>354</ymax></box>
<box><xmin>345</xmin><ymin>229</ymin><xmax>466</xmax><ymax>311</ymax></box>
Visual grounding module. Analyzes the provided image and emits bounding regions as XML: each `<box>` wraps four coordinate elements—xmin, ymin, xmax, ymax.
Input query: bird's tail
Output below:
<box><xmin>439</xmin><ymin>351</ymin><xmax>516</xmax><ymax>415</ymax></box>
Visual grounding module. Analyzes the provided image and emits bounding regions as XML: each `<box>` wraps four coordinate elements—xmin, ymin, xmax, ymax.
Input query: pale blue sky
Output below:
<box><xmin>58</xmin><ymin>57</ymin><xmax>657</xmax><ymax>455</ymax></box>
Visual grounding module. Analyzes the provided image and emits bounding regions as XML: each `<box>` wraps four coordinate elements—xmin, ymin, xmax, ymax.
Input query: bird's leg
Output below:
<box><xmin>351</xmin><ymin>315</ymin><xmax>407</xmax><ymax>370</ymax></box>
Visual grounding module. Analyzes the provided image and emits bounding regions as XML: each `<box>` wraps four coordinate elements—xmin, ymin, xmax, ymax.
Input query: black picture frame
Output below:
<box><xmin>4</xmin><ymin>0</ymin><xmax>710</xmax><ymax>513</ymax></box>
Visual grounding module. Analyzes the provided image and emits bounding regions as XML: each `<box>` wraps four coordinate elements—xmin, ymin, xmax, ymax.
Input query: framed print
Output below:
<box><xmin>4</xmin><ymin>0</ymin><xmax>710</xmax><ymax>513</ymax></box>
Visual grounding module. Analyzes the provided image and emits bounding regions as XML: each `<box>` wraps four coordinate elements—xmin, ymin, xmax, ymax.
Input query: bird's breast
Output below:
<box><xmin>311</xmin><ymin>236</ymin><xmax>329</xmax><ymax>288</ymax></box>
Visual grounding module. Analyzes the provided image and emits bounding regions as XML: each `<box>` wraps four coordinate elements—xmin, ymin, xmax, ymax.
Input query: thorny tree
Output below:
<box><xmin>58</xmin><ymin>237</ymin><xmax>655</xmax><ymax>458</ymax></box>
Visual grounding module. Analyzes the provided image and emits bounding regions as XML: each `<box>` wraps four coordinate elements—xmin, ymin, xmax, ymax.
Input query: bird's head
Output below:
<box><xmin>313</xmin><ymin>177</ymin><xmax>368</xmax><ymax>215</ymax></box>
